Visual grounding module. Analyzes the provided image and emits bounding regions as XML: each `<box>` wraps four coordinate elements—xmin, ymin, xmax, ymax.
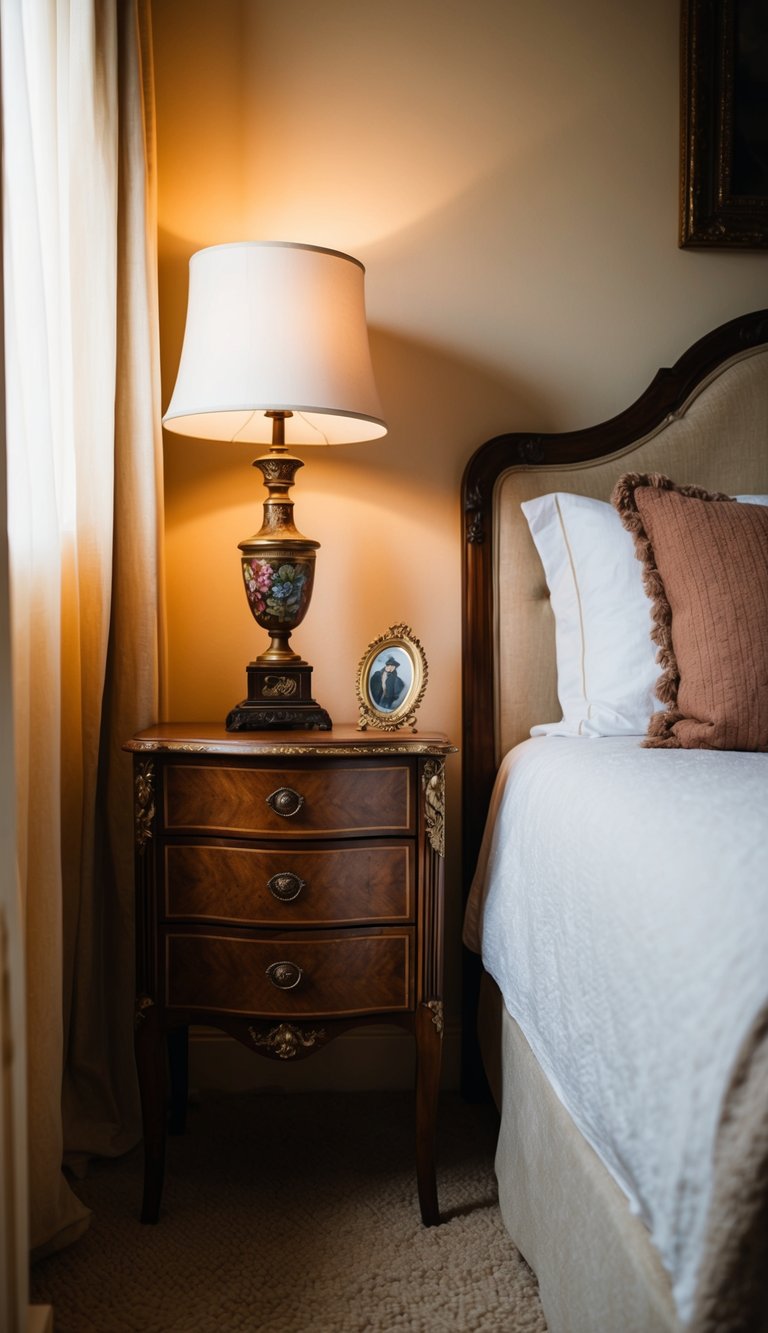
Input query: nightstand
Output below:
<box><xmin>126</xmin><ymin>723</ymin><xmax>455</xmax><ymax>1226</ymax></box>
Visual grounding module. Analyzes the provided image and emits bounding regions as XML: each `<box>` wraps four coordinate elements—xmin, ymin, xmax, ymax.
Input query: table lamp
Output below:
<box><xmin>163</xmin><ymin>241</ymin><xmax>387</xmax><ymax>731</ymax></box>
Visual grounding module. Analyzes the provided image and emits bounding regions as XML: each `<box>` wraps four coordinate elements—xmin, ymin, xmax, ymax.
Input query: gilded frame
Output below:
<box><xmin>356</xmin><ymin>623</ymin><xmax>428</xmax><ymax>732</ymax></box>
<box><xmin>680</xmin><ymin>0</ymin><xmax>768</xmax><ymax>247</ymax></box>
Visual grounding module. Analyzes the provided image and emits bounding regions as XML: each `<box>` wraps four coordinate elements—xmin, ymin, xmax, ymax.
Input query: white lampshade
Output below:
<box><xmin>162</xmin><ymin>241</ymin><xmax>387</xmax><ymax>446</ymax></box>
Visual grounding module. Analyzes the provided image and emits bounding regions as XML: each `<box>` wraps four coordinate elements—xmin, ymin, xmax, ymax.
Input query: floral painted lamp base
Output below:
<box><xmin>225</xmin><ymin>549</ymin><xmax>332</xmax><ymax>732</ymax></box>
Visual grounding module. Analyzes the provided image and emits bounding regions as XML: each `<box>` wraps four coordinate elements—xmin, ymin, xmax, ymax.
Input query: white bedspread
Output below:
<box><xmin>464</xmin><ymin>737</ymin><xmax>768</xmax><ymax>1323</ymax></box>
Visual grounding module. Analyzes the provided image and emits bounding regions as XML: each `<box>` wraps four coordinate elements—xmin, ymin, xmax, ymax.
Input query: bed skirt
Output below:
<box><xmin>478</xmin><ymin>973</ymin><xmax>680</xmax><ymax>1333</ymax></box>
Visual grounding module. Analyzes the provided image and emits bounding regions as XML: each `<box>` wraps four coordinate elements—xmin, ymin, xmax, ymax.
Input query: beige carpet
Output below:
<box><xmin>31</xmin><ymin>1090</ymin><xmax>547</xmax><ymax>1332</ymax></box>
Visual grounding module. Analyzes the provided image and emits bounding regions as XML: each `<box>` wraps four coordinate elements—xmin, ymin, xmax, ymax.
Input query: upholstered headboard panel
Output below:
<box><xmin>461</xmin><ymin>312</ymin><xmax>768</xmax><ymax>918</ymax></box>
<box><xmin>493</xmin><ymin>345</ymin><xmax>768</xmax><ymax>759</ymax></box>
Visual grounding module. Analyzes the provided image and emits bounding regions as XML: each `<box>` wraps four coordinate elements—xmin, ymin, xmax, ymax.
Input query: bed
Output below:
<box><xmin>460</xmin><ymin>309</ymin><xmax>768</xmax><ymax>1333</ymax></box>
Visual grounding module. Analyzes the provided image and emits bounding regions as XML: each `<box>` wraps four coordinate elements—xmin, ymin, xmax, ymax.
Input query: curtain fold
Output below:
<box><xmin>1</xmin><ymin>0</ymin><xmax>164</xmax><ymax>1254</ymax></box>
<box><xmin>0</xmin><ymin>103</ymin><xmax>30</xmax><ymax>1330</ymax></box>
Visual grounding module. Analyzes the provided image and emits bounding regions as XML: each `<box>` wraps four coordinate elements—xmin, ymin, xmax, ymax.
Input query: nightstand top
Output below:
<box><xmin>125</xmin><ymin>722</ymin><xmax>456</xmax><ymax>758</ymax></box>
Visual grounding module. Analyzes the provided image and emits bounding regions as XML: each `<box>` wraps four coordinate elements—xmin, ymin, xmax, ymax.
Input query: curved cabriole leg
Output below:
<box><xmin>167</xmin><ymin>1024</ymin><xmax>189</xmax><ymax>1135</ymax></box>
<box><xmin>134</xmin><ymin>996</ymin><xmax>166</xmax><ymax>1223</ymax></box>
<box><xmin>415</xmin><ymin>999</ymin><xmax>443</xmax><ymax>1226</ymax></box>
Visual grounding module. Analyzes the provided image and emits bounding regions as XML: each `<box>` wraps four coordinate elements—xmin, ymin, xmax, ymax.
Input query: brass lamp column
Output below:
<box><xmin>229</xmin><ymin>410</ymin><xmax>330</xmax><ymax>730</ymax></box>
<box><xmin>162</xmin><ymin>241</ymin><xmax>387</xmax><ymax>733</ymax></box>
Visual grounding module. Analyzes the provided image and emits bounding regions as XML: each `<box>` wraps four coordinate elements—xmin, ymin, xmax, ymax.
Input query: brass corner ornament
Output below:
<box><xmin>248</xmin><ymin>1022</ymin><xmax>326</xmax><ymax>1060</ymax></box>
<box><xmin>425</xmin><ymin>1000</ymin><xmax>444</xmax><ymax>1035</ymax></box>
<box><xmin>134</xmin><ymin>760</ymin><xmax>156</xmax><ymax>852</ymax></box>
<box><xmin>422</xmin><ymin>759</ymin><xmax>445</xmax><ymax>857</ymax></box>
<box><xmin>356</xmin><ymin>623</ymin><xmax>428</xmax><ymax>732</ymax></box>
<box><xmin>134</xmin><ymin>994</ymin><xmax>154</xmax><ymax>1029</ymax></box>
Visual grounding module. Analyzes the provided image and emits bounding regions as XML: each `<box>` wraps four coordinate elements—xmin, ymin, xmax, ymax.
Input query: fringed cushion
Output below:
<box><xmin>612</xmin><ymin>473</ymin><xmax>768</xmax><ymax>751</ymax></box>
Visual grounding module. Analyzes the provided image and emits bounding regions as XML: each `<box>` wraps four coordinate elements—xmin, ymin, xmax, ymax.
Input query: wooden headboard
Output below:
<box><xmin>459</xmin><ymin>308</ymin><xmax>768</xmax><ymax>1089</ymax></box>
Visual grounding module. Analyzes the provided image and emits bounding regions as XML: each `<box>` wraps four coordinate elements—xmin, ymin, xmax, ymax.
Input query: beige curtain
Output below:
<box><xmin>1</xmin><ymin>0</ymin><xmax>165</xmax><ymax>1255</ymax></box>
<box><xmin>0</xmin><ymin>133</ymin><xmax>29</xmax><ymax>1332</ymax></box>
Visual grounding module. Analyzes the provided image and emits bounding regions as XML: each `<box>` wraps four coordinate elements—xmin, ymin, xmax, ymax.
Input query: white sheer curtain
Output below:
<box><xmin>0</xmin><ymin>163</ymin><xmax>29</xmax><ymax>1333</ymax></box>
<box><xmin>1</xmin><ymin>0</ymin><xmax>165</xmax><ymax>1255</ymax></box>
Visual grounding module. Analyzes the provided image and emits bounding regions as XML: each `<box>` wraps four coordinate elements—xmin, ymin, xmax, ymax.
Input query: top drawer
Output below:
<box><xmin>162</xmin><ymin>760</ymin><xmax>414</xmax><ymax>838</ymax></box>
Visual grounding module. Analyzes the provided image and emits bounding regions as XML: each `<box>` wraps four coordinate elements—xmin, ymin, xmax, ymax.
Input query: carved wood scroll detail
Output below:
<box><xmin>466</xmin><ymin>437</ymin><xmax>546</xmax><ymax>546</ymax></box>
<box><xmin>135</xmin><ymin>760</ymin><xmax>156</xmax><ymax>853</ymax></box>
<box><xmin>465</xmin><ymin>482</ymin><xmax>484</xmax><ymax>545</ymax></box>
<box><xmin>423</xmin><ymin>760</ymin><xmax>446</xmax><ymax>858</ymax></box>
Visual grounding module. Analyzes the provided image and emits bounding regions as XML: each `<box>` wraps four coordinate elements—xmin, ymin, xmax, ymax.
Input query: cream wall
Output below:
<box><xmin>152</xmin><ymin>0</ymin><xmax>768</xmax><ymax>1082</ymax></box>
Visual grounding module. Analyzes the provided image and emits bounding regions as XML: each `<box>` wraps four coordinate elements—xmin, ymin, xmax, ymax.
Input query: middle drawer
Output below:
<box><xmin>164</xmin><ymin>838</ymin><xmax>414</xmax><ymax>927</ymax></box>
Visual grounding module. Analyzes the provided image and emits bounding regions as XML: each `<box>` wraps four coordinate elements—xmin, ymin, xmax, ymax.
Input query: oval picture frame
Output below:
<box><xmin>356</xmin><ymin>623</ymin><xmax>428</xmax><ymax>732</ymax></box>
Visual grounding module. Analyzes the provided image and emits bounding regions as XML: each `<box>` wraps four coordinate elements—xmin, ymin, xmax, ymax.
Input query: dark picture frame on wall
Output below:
<box><xmin>680</xmin><ymin>0</ymin><xmax>768</xmax><ymax>247</ymax></box>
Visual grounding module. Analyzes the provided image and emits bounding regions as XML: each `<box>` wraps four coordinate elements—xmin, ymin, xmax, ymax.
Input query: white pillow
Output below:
<box><xmin>521</xmin><ymin>491</ymin><xmax>768</xmax><ymax>738</ymax></box>
<box><xmin>521</xmin><ymin>493</ymin><xmax>661</xmax><ymax>737</ymax></box>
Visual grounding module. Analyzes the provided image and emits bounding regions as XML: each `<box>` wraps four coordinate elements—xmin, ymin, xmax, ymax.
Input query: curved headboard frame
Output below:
<box><xmin>460</xmin><ymin>308</ymin><xmax>768</xmax><ymax>915</ymax></box>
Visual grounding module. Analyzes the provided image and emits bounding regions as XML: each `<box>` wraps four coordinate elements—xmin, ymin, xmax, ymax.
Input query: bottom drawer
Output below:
<box><xmin>164</xmin><ymin>928</ymin><xmax>414</xmax><ymax>1018</ymax></box>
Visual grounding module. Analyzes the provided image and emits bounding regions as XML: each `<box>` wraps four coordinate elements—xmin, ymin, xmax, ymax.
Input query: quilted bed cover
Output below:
<box><xmin>464</xmin><ymin>737</ymin><xmax>768</xmax><ymax>1322</ymax></box>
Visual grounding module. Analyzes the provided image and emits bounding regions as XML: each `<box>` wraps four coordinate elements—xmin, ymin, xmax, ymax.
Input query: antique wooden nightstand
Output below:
<box><xmin>126</xmin><ymin>723</ymin><xmax>454</xmax><ymax>1226</ymax></box>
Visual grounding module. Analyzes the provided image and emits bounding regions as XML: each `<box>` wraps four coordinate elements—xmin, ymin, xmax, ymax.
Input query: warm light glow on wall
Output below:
<box><xmin>154</xmin><ymin>2</ymin><xmax>561</xmax><ymax>254</ymax></box>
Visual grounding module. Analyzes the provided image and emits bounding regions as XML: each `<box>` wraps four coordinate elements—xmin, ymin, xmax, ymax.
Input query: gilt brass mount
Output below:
<box><xmin>248</xmin><ymin>1022</ymin><xmax>327</xmax><ymax>1061</ymax></box>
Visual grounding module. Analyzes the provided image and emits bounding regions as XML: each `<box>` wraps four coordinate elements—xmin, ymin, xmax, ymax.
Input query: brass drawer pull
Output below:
<box><xmin>266</xmin><ymin>787</ymin><xmax>305</xmax><ymax>818</ymax></box>
<box><xmin>268</xmin><ymin>871</ymin><xmax>306</xmax><ymax>902</ymax></box>
<box><xmin>266</xmin><ymin>960</ymin><xmax>303</xmax><ymax>990</ymax></box>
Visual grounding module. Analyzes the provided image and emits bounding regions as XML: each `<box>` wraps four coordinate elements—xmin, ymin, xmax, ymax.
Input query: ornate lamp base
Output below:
<box><xmin>225</xmin><ymin>661</ymin><xmax>332</xmax><ymax>731</ymax></box>
<box><xmin>226</xmin><ymin>412</ymin><xmax>333</xmax><ymax>732</ymax></box>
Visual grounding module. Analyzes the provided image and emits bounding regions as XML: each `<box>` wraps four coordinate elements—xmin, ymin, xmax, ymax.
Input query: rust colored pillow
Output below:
<box><xmin>612</xmin><ymin>474</ymin><xmax>768</xmax><ymax>750</ymax></box>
